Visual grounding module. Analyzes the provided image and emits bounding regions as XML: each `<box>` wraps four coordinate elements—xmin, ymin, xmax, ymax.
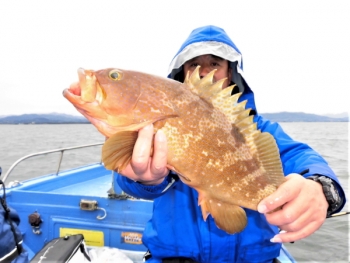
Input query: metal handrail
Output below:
<box><xmin>2</xmin><ymin>142</ymin><xmax>104</xmax><ymax>183</ymax></box>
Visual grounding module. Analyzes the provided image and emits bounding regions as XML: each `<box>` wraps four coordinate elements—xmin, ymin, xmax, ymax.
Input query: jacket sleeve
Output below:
<box><xmin>256</xmin><ymin>116</ymin><xmax>346</xmax><ymax>212</ymax></box>
<box><xmin>116</xmin><ymin>171</ymin><xmax>178</xmax><ymax>200</ymax></box>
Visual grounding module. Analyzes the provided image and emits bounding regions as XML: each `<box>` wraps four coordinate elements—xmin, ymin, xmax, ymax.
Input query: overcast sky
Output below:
<box><xmin>1</xmin><ymin>0</ymin><xmax>349</xmax><ymax>117</ymax></box>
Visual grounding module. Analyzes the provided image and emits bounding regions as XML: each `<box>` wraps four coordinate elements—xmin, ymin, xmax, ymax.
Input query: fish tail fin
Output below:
<box><xmin>199</xmin><ymin>197</ymin><xmax>247</xmax><ymax>234</ymax></box>
<box><xmin>102</xmin><ymin>131</ymin><xmax>139</xmax><ymax>171</ymax></box>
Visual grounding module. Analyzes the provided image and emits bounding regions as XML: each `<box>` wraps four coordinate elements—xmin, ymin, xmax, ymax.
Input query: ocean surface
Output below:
<box><xmin>0</xmin><ymin>123</ymin><xmax>349</xmax><ymax>263</ymax></box>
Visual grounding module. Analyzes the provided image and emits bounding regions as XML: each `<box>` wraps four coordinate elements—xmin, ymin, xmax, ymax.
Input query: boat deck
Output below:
<box><xmin>50</xmin><ymin>172</ymin><xmax>112</xmax><ymax>196</ymax></box>
<box><xmin>6</xmin><ymin>163</ymin><xmax>153</xmax><ymax>260</ymax></box>
<box><xmin>10</xmin><ymin>164</ymin><xmax>123</xmax><ymax>197</ymax></box>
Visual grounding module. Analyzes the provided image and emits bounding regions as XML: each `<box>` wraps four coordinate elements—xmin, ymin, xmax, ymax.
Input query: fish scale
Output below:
<box><xmin>63</xmin><ymin>66</ymin><xmax>285</xmax><ymax>234</ymax></box>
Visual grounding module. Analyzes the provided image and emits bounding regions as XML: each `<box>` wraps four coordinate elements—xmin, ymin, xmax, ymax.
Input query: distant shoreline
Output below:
<box><xmin>0</xmin><ymin>112</ymin><xmax>348</xmax><ymax>124</ymax></box>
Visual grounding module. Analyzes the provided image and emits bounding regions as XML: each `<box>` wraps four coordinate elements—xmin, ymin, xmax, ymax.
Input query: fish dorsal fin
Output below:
<box><xmin>184</xmin><ymin>66</ymin><xmax>201</xmax><ymax>94</ymax></box>
<box><xmin>102</xmin><ymin>131</ymin><xmax>139</xmax><ymax>171</ymax></box>
<box><xmin>184</xmin><ymin>67</ymin><xmax>225</xmax><ymax>102</ymax></box>
<box><xmin>211</xmin><ymin>86</ymin><xmax>236</xmax><ymax>108</ymax></box>
<box><xmin>185</xmin><ymin>67</ymin><xmax>251</xmax><ymax>125</ymax></box>
<box><xmin>240</xmin><ymin>122</ymin><xmax>258</xmax><ymax>135</ymax></box>
<box><xmin>252</xmin><ymin>132</ymin><xmax>284</xmax><ymax>189</ymax></box>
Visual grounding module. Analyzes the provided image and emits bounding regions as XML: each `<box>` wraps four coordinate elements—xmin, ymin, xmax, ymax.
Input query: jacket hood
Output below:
<box><xmin>167</xmin><ymin>25</ymin><xmax>257</xmax><ymax>114</ymax></box>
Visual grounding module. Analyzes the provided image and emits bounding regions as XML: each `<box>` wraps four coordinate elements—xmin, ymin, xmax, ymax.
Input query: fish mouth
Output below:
<box><xmin>63</xmin><ymin>68</ymin><xmax>109</xmax><ymax>127</ymax></box>
<box><xmin>63</xmin><ymin>68</ymin><xmax>107</xmax><ymax>115</ymax></box>
<box><xmin>77</xmin><ymin>68</ymin><xmax>99</xmax><ymax>103</ymax></box>
<box><xmin>63</xmin><ymin>68</ymin><xmax>102</xmax><ymax>104</ymax></box>
<box><xmin>63</xmin><ymin>83</ymin><xmax>119</xmax><ymax>137</ymax></box>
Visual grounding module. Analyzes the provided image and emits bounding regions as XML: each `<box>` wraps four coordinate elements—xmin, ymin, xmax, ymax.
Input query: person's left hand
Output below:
<box><xmin>257</xmin><ymin>173</ymin><xmax>329</xmax><ymax>243</ymax></box>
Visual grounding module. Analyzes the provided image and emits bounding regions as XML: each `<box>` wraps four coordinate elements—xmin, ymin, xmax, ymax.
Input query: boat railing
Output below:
<box><xmin>1</xmin><ymin>142</ymin><xmax>104</xmax><ymax>184</ymax></box>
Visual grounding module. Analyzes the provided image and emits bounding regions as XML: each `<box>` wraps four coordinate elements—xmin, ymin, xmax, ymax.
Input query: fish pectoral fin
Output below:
<box><xmin>102</xmin><ymin>131</ymin><xmax>138</xmax><ymax>171</ymax></box>
<box><xmin>200</xmin><ymin>199</ymin><xmax>247</xmax><ymax>234</ymax></box>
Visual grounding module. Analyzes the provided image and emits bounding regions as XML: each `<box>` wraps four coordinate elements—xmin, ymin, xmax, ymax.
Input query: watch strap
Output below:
<box><xmin>307</xmin><ymin>175</ymin><xmax>342</xmax><ymax>216</ymax></box>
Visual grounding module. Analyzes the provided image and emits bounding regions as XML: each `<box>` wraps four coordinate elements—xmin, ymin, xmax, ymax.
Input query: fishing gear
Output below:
<box><xmin>327</xmin><ymin>211</ymin><xmax>350</xmax><ymax>218</ymax></box>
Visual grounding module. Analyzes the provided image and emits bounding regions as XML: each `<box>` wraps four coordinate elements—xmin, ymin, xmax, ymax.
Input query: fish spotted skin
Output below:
<box><xmin>63</xmin><ymin>67</ymin><xmax>285</xmax><ymax>234</ymax></box>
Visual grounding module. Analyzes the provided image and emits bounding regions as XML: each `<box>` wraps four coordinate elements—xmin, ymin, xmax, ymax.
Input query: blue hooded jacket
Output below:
<box><xmin>117</xmin><ymin>25</ymin><xmax>346</xmax><ymax>263</ymax></box>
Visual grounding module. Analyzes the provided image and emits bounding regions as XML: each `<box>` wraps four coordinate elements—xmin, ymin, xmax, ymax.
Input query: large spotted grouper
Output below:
<box><xmin>63</xmin><ymin>66</ymin><xmax>285</xmax><ymax>234</ymax></box>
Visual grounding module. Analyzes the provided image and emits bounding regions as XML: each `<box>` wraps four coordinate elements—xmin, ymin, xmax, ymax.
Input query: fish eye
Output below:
<box><xmin>108</xmin><ymin>70</ymin><xmax>123</xmax><ymax>81</ymax></box>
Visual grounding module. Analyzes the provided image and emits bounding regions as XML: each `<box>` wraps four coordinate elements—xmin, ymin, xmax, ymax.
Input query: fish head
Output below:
<box><xmin>63</xmin><ymin>68</ymin><xmax>178</xmax><ymax>137</ymax></box>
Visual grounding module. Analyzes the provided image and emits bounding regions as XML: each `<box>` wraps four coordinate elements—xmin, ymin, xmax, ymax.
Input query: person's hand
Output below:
<box><xmin>257</xmin><ymin>173</ymin><xmax>328</xmax><ymax>243</ymax></box>
<box><xmin>119</xmin><ymin>124</ymin><xmax>169</xmax><ymax>185</ymax></box>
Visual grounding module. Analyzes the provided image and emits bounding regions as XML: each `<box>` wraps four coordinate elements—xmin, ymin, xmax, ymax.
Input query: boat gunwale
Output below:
<box><xmin>2</xmin><ymin>142</ymin><xmax>104</xmax><ymax>184</ymax></box>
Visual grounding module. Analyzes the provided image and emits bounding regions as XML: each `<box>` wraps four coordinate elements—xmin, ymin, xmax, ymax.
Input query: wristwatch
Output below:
<box><xmin>307</xmin><ymin>175</ymin><xmax>342</xmax><ymax>216</ymax></box>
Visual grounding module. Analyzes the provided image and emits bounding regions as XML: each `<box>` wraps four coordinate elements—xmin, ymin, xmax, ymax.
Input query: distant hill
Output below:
<box><xmin>0</xmin><ymin>113</ymin><xmax>89</xmax><ymax>124</ymax></box>
<box><xmin>0</xmin><ymin>112</ymin><xmax>348</xmax><ymax>124</ymax></box>
<box><xmin>322</xmin><ymin>112</ymin><xmax>349</xmax><ymax>118</ymax></box>
<box><xmin>260</xmin><ymin>112</ymin><xmax>348</xmax><ymax>122</ymax></box>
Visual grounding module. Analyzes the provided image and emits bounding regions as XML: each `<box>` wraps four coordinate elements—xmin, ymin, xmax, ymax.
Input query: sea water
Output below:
<box><xmin>0</xmin><ymin>123</ymin><xmax>349</xmax><ymax>262</ymax></box>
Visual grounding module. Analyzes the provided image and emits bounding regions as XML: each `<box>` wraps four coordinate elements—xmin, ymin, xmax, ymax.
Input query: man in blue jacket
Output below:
<box><xmin>117</xmin><ymin>25</ymin><xmax>346</xmax><ymax>263</ymax></box>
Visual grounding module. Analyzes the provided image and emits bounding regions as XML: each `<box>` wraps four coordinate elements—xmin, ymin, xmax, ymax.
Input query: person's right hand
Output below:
<box><xmin>119</xmin><ymin>124</ymin><xmax>169</xmax><ymax>185</ymax></box>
